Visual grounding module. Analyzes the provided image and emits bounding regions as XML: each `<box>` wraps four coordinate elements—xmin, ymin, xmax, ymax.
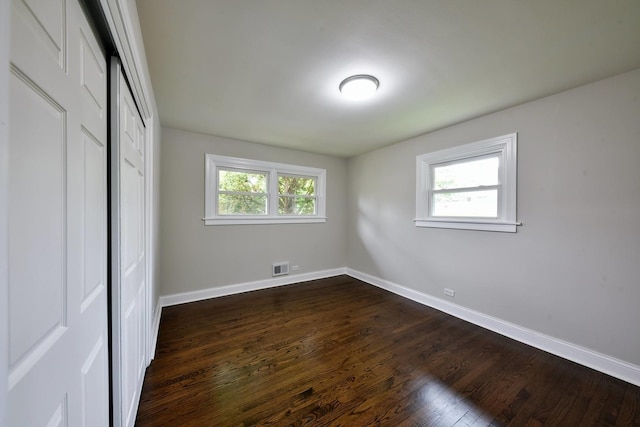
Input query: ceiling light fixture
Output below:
<box><xmin>339</xmin><ymin>74</ymin><xmax>379</xmax><ymax>101</ymax></box>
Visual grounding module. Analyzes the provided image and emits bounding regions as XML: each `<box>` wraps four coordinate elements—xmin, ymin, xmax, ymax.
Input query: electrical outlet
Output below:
<box><xmin>444</xmin><ymin>288</ymin><xmax>455</xmax><ymax>297</ymax></box>
<box><xmin>291</xmin><ymin>265</ymin><xmax>299</xmax><ymax>271</ymax></box>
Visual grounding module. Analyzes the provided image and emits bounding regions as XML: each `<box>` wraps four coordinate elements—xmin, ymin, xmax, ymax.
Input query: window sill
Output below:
<box><xmin>203</xmin><ymin>216</ymin><xmax>327</xmax><ymax>226</ymax></box>
<box><xmin>414</xmin><ymin>218</ymin><xmax>520</xmax><ymax>233</ymax></box>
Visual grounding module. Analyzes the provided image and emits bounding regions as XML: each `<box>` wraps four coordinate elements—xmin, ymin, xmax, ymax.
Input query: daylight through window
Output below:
<box><xmin>278</xmin><ymin>174</ymin><xmax>317</xmax><ymax>216</ymax></box>
<box><xmin>218</xmin><ymin>169</ymin><xmax>268</xmax><ymax>215</ymax></box>
<box><xmin>431</xmin><ymin>155</ymin><xmax>499</xmax><ymax>218</ymax></box>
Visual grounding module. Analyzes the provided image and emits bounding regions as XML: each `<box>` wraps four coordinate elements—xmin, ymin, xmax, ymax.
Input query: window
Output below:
<box><xmin>204</xmin><ymin>154</ymin><xmax>326</xmax><ymax>225</ymax></box>
<box><xmin>278</xmin><ymin>174</ymin><xmax>317</xmax><ymax>216</ymax></box>
<box><xmin>415</xmin><ymin>133</ymin><xmax>518</xmax><ymax>232</ymax></box>
<box><xmin>218</xmin><ymin>168</ymin><xmax>268</xmax><ymax>215</ymax></box>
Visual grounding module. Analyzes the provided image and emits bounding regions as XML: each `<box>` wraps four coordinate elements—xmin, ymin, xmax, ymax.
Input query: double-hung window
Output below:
<box><xmin>415</xmin><ymin>133</ymin><xmax>518</xmax><ymax>232</ymax></box>
<box><xmin>217</xmin><ymin>168</ymin><xmax>268</xmax><ymax>215</ymax></box>
<box><xmin>277</xmin><ymin>174</ymin><xmax>318</xmax><ymax>216</ymax></box>
<box><xmin>204</xmin><ymin>154</ymin><xmax>326</xmax><ymax>225</ymax></box>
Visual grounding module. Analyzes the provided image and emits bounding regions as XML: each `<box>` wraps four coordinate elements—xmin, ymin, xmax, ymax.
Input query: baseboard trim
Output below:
<box><xmin>149</xmin><ymin>300</ymin><xmax>162</xmax><ymax>361</ymax></box>
<box><xmin>347</xmin><ymin>268</ymin><xmax>640</xmax><ymax>387</ymax></box>
<box><xmin>159</xmin><ymin>267</ymin><xmax>348</xmax><ymax>308</ymax></box>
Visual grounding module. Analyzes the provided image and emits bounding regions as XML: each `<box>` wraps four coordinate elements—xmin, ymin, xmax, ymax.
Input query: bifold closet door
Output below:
<box><xmin>111</xmin><ymin>57</ymin><xmax>148</xmax><ymax>427</ymax></box>
<box><xmin>7</xmin><ymin>0</ymin><xmax>109</xmax><ymax>425</ymax></box>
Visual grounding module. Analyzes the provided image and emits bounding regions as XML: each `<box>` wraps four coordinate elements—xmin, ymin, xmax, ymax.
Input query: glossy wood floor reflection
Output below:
<box><xmin>136</xmin><ymin>276</ymin><xmax>640</xmax><ymax>426</ymax></box>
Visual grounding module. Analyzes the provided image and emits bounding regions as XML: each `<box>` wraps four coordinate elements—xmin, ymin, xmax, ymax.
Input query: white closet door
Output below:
<box><xmin>8</xmin><ymin>0</ymin><xmax>109</xmax><ymax>425</ymax></box>
<box><xmin>111</xmin><ymin>58</ymin><xmax>147</xmax><ymax>427</ymax></box>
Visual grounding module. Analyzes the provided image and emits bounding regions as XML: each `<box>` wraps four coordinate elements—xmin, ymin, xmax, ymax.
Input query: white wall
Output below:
<box><xmin>347</xmin><ymin>69</ymin><xmax>640</xmax><ymax>367</ymax></box>
<box><xmin>158</xmin><ymin>127</ymin><xmax>348</xmax><ymax>295</ymax></box>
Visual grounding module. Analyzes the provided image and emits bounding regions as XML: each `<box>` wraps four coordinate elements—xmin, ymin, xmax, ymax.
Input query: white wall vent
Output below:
<box><xmin>272</xmin><ymin>262</ymin><xmax>289</xmax><ymax>277</ymax></box>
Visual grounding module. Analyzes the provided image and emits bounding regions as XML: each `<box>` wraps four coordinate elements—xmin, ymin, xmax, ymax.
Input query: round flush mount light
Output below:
<box><xmin>339</xmin><ymin>74</ymin><xmax>379</xmax><ymax>101</ymax></box>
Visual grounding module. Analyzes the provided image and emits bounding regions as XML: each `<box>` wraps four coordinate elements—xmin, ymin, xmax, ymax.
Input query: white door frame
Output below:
<box><xmin>110</xmin><ymin>57</ymin><xmax>124</xmax><ymax>427</ymax></box>
<box><xmin>144</xmin><ymin>119</ymin><xmax>155</xmax><ymax>360</ymax></box>
<box><xmin>0</xmin><ymin>0</ymin><xmax>10</xmax><ymax>423</ymax></box>
<box><xmin>99</xmin><ymin>0</ymin><xmax>156</xmax><ymax>366</ymax></box>
<box><xmin>99</xmin><ymin>0</ymin><xmax>157</xmax><ymax>422</ymax></box>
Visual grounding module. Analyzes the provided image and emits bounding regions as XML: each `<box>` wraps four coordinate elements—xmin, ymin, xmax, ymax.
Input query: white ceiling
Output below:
<box><xmin>136</xmin><ymin>0</ymin><xmax>640</xmax><ymax>157</ymax></box>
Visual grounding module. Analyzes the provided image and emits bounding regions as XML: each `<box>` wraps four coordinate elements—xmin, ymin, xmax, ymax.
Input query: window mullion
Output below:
<box><xmin>219</xmin><ymin>190</ymin><xmax>268</xmax><ymax>197</ymax></box>
<box><xmin>431</xmin><ymin>184</ymin><xmax>500</xmax><ymax>195</ymax></box>
<box><xmin>268</xmin><ymin>169</ymin><xmax>278</xmax><ymax>216</ymax></box>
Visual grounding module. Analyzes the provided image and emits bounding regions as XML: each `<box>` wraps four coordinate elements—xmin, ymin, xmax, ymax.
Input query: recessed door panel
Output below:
<box><xmin>82</xmin><ymin>130</ymin><xmax>105</xmax><ymax>309</ymax></box>
<box><xmin>122</xmin><ymin>299</ymin><xmax>138</xmax><ymax>425</ymax></box>
<box><xmin>123</xmin><ymin>160</ymin><xmax>139</xmax><ymax>274</ymax></box>
<box><xmin>81</xmin><ymin>336</ymin><xmax>108</xmax><ymax>427</ymax></box>
<box><xmin>11</xmin><ymin>0</ymin><xmax>65</xmax><ymax>71</ymax></box>
<box><xmin>45</xmin><ymin>397</ymin><xmax>67</xmax><ymax>427</ymax></box>
<box><xmin>22</xmin><ymin>0</ymin><xmax>65</xmax><ymax>56</ymax></box>
<box><xmin>80</xmin><ymin>29</ymin><xmax>105</xmax><ymax>118</ymax></box>
<box><xmin>8</xmin><ymin>70</ymin><xmax>66</xmax><ymax>369</ymax></box>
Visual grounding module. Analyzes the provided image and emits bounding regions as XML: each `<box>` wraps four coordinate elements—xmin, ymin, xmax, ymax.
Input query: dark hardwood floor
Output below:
<box><xmin>136</xmin><ymin>275</ymin><xmax>640</xmax><ymax>426</ymax></box>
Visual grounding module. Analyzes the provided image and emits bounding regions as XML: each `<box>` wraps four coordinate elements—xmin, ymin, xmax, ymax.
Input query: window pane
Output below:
<box><xmin>278</xmin><ymin>196</ymin><xmax>316</xmax><ymax>215</ymax></box>
<box><xmin>218</xmin><ymin>194</ymin><xmax>267</xmax><ymax>215</ymax></box>
<box><xmin>219</xmin><ymin>169</ymin><xmax>267</xmax><ymax>193</ymax></box>
<box><xmin>433</xmin><ymin>156</ymin><xmax>499</xmax><ymax>190</ymax></box>
<box><xmin>278</xmin><ymin>174</ymin><xmax>316</xmax><ymax>196</ymax></box>
<box><xmin>432</xmin><ymin>189</ymin><xmax>498</xmax><ymax>218</ymax></box>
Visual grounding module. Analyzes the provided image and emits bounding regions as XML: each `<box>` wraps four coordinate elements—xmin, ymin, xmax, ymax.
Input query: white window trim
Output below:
<box><xmin>415</xmin><ymin>133</ymin><xmax>519</xmax><ymax>232</ymax></box>
<box><xmin>204</xmin><ymin>154</ymin><xmax>327</xmax><ymax>225</ymax></box>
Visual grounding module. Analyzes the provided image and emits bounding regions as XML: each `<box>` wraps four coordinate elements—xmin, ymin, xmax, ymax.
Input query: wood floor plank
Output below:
<box><xmin>135</xmin><ymin>276</ymin><xmax>640</xmax><ymax>426</ymax></box>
